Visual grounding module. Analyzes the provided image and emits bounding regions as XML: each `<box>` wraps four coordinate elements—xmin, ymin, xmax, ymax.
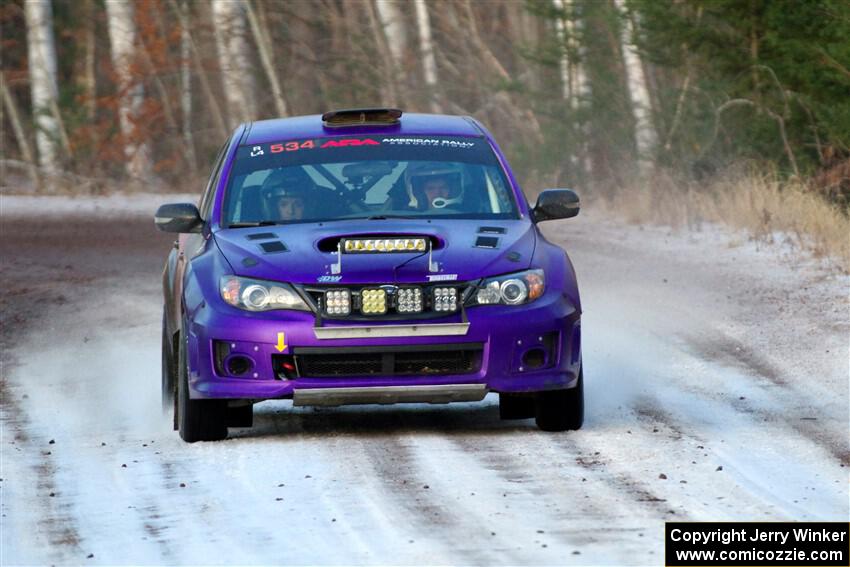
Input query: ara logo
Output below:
<box><xmin>320</xmin><ymin>139</ymin><xmax>380</xmax><ymax>149</ymax></box>
<box><xmin>250</xmin><ymin>145</ymin><xmax>264</xmax><ymax>157</ymax></box>
<box><xmin>317</xmin><ymin>275</ymin><xmax>343</xmax><ymax>283</ymax></box>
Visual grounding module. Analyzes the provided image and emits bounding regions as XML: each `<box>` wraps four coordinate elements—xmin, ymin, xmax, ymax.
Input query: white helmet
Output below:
<box><xmin>404</xmin><ymin>162</ymin><xmax>464</xmax><ymax>210</ymax></box>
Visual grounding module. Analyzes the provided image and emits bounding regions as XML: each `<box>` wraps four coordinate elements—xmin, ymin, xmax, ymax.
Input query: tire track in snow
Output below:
<box><xmin>628</xmin><ymin>393</ymin><xmax>847</xmax><ymax>520</ymax></box>
<box><xmin>451</xmin><ymin>432</ymin><xmax>681</xmax><ymax>537</ymax></box>
<box><xmin>685</xmin><ymin>333</ymin><xmax>849</xmax><ymax>466</ymax></box>
<box><xmin>1</xmin><ymin>376</ymin><xmax>85</xmax><ymax>563</ymax></box>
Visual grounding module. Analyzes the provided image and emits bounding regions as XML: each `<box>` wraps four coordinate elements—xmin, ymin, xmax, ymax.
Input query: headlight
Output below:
<box><xmin>467</xmin><ymin>269</ymin><xmax>545</xmax><ymax>307</ymax></box>
<box><xmin>220</xmin><ymin>276</ymin><xmax>310</xmax><ymax>312</ymax></box>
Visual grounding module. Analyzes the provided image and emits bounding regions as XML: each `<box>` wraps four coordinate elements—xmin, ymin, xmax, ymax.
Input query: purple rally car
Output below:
<box><xmin>156</xmin><ymin>108</ymin><xmax>583</xmax><ymax>442</ymax></box>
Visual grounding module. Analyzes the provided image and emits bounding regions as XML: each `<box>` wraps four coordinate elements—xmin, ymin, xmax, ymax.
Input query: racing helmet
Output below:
<box><xmin>261</xmin><ymin>167</ymin><xmax>314</xmax><ymax>219</ymax></box>
<box><xmin>404</xmin><ymin>162</ymin><xmax>464</xmax><ymax>210</ymax></box>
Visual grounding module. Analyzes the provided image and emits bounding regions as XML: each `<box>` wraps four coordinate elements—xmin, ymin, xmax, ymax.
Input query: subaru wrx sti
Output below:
<box><xmin>156</xmin><ymin>108</ymin><xmax>583</xmax><ymax>442</ymax></box>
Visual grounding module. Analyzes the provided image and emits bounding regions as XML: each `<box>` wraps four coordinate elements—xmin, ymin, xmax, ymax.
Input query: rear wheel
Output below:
<box><xmin>177</xmin><ymin>322</ymin><xmax>228</xmax><ymax>442</ymax></box>
<box><xmin>535</xmin><ymin>366</ymin><xmax>584</xmax><ymax>432</ymax></box>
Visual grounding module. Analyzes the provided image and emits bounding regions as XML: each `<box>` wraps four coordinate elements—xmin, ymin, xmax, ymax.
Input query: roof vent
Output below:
<box><xmin>321</xmin><ymin>108</ymin><xmax>402</xmax><ymax>128</ymax></box>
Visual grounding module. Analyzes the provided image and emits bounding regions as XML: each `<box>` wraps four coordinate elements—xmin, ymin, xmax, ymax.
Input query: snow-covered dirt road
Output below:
<box><xmin>1</xmin><ymin>199</ymin><xmax>847</xmax><ymax>565</ymax></box>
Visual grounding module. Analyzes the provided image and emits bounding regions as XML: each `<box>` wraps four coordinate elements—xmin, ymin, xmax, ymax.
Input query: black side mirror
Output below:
<box><xmin>154</xmin><ymin>203</ymin><xmax>203</xmax><ymax>233</ymax></box>
<box><xmin>532</xmin><ymin>189</ymin><xmax>580</xmax><ymax>222</ymax></box>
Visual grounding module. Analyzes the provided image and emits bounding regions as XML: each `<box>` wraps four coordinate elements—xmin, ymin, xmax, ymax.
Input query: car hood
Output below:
<box><xmin>214</xmin><ymin>219</ymin><xmax>536</xmax><ymax>285</ymax></box>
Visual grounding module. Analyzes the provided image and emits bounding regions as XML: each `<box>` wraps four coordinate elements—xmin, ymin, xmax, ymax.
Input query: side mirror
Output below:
<box><xmin>532</xmin><ymin>189</ymin><xmax>580</xmax><ymax>222</ymax></box>
<box><xmin>154</xmin><ymin>203</ymin><xmax>203</xmax><ymax>233</ymax></box>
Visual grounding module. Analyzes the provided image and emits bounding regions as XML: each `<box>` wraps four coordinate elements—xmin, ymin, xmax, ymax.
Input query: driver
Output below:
<box><xmin>405</xmin><ymin>162</ymin><xmax>464</xmax><ymax>211</ymax></box>
<box><xmin>261</xmin><ymin>168</ymin><xmax>314</xmax><ymax>221</ymax></box>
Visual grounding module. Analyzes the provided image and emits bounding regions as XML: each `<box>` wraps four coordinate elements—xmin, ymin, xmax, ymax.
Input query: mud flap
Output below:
<box><xmin>499</xmin><ymin>393</ymin><xmax>536</xmax><ymax>419</ymax></box>
<box><xmin>226</xmin><ymin>404</ymin><xmax>254</xmax><ymax>428</ymax></box>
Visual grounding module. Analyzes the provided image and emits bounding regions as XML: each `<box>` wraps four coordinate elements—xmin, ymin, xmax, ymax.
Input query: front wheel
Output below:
<box><xmin>161</xmin><ymin>310</ymin><xmax>177</xmax><ymax>414</ymax></box>
<box><xmin>177</xmin><ymin>323</ymin><xmax>228</xmax><ymax>442</ymax></box>
<box><xmin>535</xmin><ymin>366</ymin><xmax>584</xmax><ymax>432</ymax></box>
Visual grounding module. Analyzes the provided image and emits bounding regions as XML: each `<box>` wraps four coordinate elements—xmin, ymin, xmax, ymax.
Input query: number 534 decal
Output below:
<box><xmin>270</xmin><ymin>140</ymin><xmax>315</xmax><ymax>153</ymax></box>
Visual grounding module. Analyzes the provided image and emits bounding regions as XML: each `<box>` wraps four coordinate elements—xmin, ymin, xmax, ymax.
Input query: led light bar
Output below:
<box><xmin>396</xmin><ymin>287</ymin><xmax>423</xmax><ymax>314</ymax></box>
<box><xmin>360</xmin><ymin>288</ymin><xmax>387</xmax><ymax>314</ymax></box>
<box><xmin>342</xmin><ymin>237</ymin><xmax>428</xmax><ymax>254</ymax></box>
<box><xmin>433</xmin><ymin>287</ymin><xmax>458</xmax><ymax>312</ymax></box>
<box><xmin>324</xmin><ymin>289</ymin><xmax>351</xmax><ymax>315</ymax></box>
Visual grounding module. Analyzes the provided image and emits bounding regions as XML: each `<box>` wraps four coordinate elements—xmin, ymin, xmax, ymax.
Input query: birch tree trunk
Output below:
<box><xmin>179</xmin><ymin>0</ymin><xmax>198</xmax><ymax>173</ymax></box>
<box><xmin>552</xmin><ymin>0</ymin><xmax>572</xmax><ymax>101</ymax></box>
<box><xmin>24</xmin><ymin>0</ymin><xmax>61</xmax><ymax>186</ymax></box>
<box><xmin>566</xmin><ymin>0</ymin><xmax>593</xmax><ymax>179</ymax></box>
<box><xmin>413</xmin><ymin>0</ymin><xmax>440</xmax><ymax>113</ymax></box>
<box><xmin>374</xmin><ymin>0</ymin><xmax>407</xmax><ymax>69</ymax></box>
<box><xmin>105</xmin><ymin>0</ymin><xmax>154</xmax><ymax>181</ymax></box>
<box><xmin>614</xmin><ymin>0</ymin><xmax>656</xmax><ymax>173</ymax></box>
<box><xmin>211</xmin><ymin>0</ymin><xmax>256</xmax><ymax>126</ymax></box>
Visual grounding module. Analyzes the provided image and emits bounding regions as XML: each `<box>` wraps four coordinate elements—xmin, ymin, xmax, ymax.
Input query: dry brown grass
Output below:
<box><xmin>599</xmin><ymin>171</ymin><xmax>850</xmax><ymax>273</ymax></box>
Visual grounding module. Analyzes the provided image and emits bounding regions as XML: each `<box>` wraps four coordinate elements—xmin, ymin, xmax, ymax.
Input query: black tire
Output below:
<box><xmin>535</xmin><ymin>366</ymin><xmax>584</xmax><ymax>432</ymax></box>
<box><xmin>177</xmin><ymin>322</ymin><xmax>228</xmax><ymax>442</ymax></box>
<box><xmin>161</xmin><ymin>310</ymin><xmax>177</xmax><ymax>414</ymax></box>
<box><xmin>499</xmin><ymin>393</ymin><xmax>536</xmax><ymax>420</ymax></box>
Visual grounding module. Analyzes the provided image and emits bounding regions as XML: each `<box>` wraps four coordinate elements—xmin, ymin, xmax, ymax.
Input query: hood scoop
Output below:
<box><xmin>317</xmin><ymin>233</ymin><xmax>443</xmax><ymax>253</ymax></box>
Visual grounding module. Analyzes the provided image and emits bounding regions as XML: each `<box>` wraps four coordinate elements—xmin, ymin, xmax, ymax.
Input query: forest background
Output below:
<box><xmin>1</xmin><ymin>0</ymin><xmax>848</xmax><ymax>265</ymax></box>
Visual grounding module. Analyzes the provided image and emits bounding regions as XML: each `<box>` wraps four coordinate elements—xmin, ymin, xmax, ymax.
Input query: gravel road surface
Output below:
<box><xmin>2</xmin><ymin>198</ymin><xmax>847</xmax><ymax>565</ymax></box>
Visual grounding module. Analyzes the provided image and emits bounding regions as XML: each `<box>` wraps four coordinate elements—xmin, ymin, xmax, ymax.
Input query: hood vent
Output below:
<box><xmin>259</xmin><ymin>241</ymin><xmax>287</xmax><ymax>254</ymax></box>
<box><xmin>474</xmin><ymin>236</ymin><xmax>499</xmax><ymax>249</ymax></box>
<box><xmin>246</xmin><ymin>232</ymin><xmax>277</xmax><ymax>241</ymax></box>
<box><xmin>477</xmin><ymin>226</ymin><xmax>506</xmax><ymax>234</ymax></box>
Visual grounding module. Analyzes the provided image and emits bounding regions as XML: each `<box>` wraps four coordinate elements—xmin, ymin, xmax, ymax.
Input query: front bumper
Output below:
<box><xmin>184</xmin><ymin>291</ymin><xmax>581</xmax><ymax>401</ymax></box>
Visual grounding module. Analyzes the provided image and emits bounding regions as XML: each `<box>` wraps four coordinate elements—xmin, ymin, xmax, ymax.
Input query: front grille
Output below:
<box><xmin>394</xmin><ymin>350</ymin><xmax>478</xmax><ymax>374</ymax></box>
<box><xmin>274</xmin><ymin>344</ymin><xmax>483</xmax><ymax>378</ymax></box>
<box><xmin>301</xmin><ymin>353</ymin><xmax>384</xmax><ymax>376</ymax></box>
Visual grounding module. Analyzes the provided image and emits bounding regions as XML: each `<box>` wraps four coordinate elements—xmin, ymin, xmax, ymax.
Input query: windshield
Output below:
<box><xmin>222</xmin><ymin>135</ymin><xmax>519</xmax><ymax>226</ymax></box>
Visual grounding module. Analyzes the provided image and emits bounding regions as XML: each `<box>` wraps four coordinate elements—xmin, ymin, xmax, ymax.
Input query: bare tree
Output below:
<box><xmin>552</xmin><ymin>0</ymin><xmax>572</xmax><ymax>101</ymax></box>
<box><xmin>413</xmin><ymin>0</ymin><xmax>440</xmax><ymax>113</ymax></box>
<box><xmin>77</xmin><ymin>0</ymin><xmax>97</xmax><ymax>144</ymax></box>
<box><xmin>212</xmin><ymin>0</ymin><xmax>257</xmax><ymax>126</ymax></box>
<box><xmin>367</xmin><ymin>0</ymin><xmax>401</xmax><ymax>105</ymax></box>
<box><xmin>563</xmin><ymin>0</ymin><xmax>593</xmax><ymax>178</ymax></box>
<box><xmin>1</xmin><ymin>71</ymin><xmax>40</xmax><ymax>189</ymax></box>
<box><xmin>614</xmin><ymin>0</ymin><xmax>656</xmax><ymax>173</ymax></box>
<box><xmin>105</xmin><ymin>0</ymin><xmax>154</xmax><ymax>181</ymax></box>
<box><xmin>24</xmin><ymin>0</ymin><xmax>61</xmax><ymax>187</ymax></box>
<box><xmin>245</xmin><ymin>0</ymin><xmax>288</xmax><ymax>118</ymax></box>
<box><xmin>167</xmin><ymin>0</ymin><xmax>229</xmax><ymax>140</ymax></box>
